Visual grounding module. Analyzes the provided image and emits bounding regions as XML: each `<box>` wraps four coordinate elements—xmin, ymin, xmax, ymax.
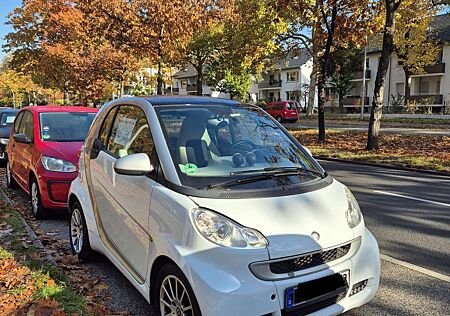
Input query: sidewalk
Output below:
<box><xmin>287</xmin><ymin>124</ymin><xmax>450</xmax><ymax>136</ymax></box>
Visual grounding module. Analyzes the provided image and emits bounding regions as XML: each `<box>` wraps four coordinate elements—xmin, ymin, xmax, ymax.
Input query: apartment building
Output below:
<box><xmin>172</xmin><ymin>50</ymin><xmax>313</xmax><ymax>105</ymax></box>
<box><xmin>343</xmin><ymin>14</ymin><xmax>450</xmax><ymax>113</ymax></box>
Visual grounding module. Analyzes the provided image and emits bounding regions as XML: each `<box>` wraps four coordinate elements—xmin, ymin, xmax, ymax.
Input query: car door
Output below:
<box><xmin>12</xmin><ymin>111</ymin><xmax>34</xmax><ymax>190</ymax></box>
<box><xmin>89</xmin><ymin>105</ymin><xmax>155</xmax><ymax>280</ymax></box>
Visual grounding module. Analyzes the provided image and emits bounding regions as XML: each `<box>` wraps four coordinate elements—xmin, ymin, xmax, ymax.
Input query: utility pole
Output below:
<box><xmin>360</xmin><ymin>43</ymin><xmax>367</xmax><ymax>119</ymax></box>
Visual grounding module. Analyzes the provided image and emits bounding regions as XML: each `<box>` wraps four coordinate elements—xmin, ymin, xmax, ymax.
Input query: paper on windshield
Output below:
<box><xmin>114</xmin><ymin>117</ymin><xmax>136</xmax><ymax>146</ymax></box>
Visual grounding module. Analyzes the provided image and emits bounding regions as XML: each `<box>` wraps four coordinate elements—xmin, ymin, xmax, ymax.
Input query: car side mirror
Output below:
<box><xmin>303</xmin><ymin>146</ymin><xmax>312</xmax><ymax>156</ymax></box>
<box><xmin>13</xmin><ymin>133</ymin><xmax>32</xmax><ymax>144</ymax></box>
<box><xmin>114</xmin><ymin>153</ymin><xmax>154</xmax><ymax>176</ymax></box>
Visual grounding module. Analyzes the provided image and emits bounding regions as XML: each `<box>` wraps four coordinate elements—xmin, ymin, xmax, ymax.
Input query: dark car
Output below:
<box><xmin>0</xmin><ymin>108</ymin><xmax>19</xmax><ymax>161</ymax></box>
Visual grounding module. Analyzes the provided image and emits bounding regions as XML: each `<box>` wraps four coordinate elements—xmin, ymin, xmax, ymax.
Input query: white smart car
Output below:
<box><xmin>68</xmin><ymin>96</ymin><xmax>380</xmax><ymax>316</ymax></box>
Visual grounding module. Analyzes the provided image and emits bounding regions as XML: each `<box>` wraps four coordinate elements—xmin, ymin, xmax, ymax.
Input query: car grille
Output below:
<box><xmin>281</xmin><ymin>292</ymin><xmax>346</xmax><ymax>316</ymax></box>
<box><xmin>270</xmin><ymin>243</ymin><xmax>351</xmax><ymax>274</ymax></box>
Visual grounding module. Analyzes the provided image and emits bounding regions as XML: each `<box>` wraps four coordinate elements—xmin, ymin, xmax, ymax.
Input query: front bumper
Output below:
<box><xmin>185</xmin><ymin>228</ymin><xmax>380</xmax><ymax>316</ymax></box>
<box><xmin>36</xmin><ymin>167</ymin><xmax>77</xmax><ymax>209</ymax></box>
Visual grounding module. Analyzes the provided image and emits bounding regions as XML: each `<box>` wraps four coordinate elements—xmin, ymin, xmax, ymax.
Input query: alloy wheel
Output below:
<box><xmin>31</xmin><ymin>182</ymin><xmax>39</xmax><ymax>215</ymax></box>
<box><xmin>70</xmin><ymin>208</ymin><xmax>84</xmax><ymax>254</ymax></box>
<box><xmin>159</xmin><ymin>275</ymin><xmax>193</xmax><ymax>316</ymax></box>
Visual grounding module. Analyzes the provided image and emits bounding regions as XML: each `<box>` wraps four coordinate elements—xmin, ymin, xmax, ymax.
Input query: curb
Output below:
<box><xmin>0</xmin><ymin>186</ymin><xmax>57</xmax><ymax>265</ymax></box>
<box><xmin>316</xmin><ymin>156</ymin><xmax>450</xmax><ymax>178</ymax></box>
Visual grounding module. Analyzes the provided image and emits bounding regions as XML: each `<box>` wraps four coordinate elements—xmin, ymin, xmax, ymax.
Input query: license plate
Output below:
<box><xmin>285</xmin><ymin>271</ymin><xmax>349</xmax><ymax>310</ymax></box>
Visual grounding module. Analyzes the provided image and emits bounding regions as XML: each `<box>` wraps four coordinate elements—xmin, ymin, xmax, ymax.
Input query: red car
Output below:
<box><xmin>265</xmin><ymin>101</ymin><xmax>300</xmax><ymax>123</ymax></box>
<box><xmin>6</xmin><ymin>106</ymin><xmax>98</xmax><ymax>218</ymax></box>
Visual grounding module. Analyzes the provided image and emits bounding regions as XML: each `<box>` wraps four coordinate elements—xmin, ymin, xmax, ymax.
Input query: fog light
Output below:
<box><xmin>350</xmin><ymin>279</ymin><xmax>368</xmax><ymax>296</ymax></box>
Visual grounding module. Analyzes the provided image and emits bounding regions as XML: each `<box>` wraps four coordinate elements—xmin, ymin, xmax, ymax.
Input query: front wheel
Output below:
<box><xmin>69</xmin><ymin>201</ymin><xmax>93</xmax><ymax>261</ymax></box>
<box><xmin>6</xmin><ymin>160</ymin><xmax>19</xmax><ymax>189</ymax></box>
<box><xmin>154</xmin><ymin>263</ymin><xmax>202</xmax><ymax>316</ymax></box>
<box><xmin>30</xmin><ymin>177</ymin><xmax>47</xmax><ymax>219</ymax></box>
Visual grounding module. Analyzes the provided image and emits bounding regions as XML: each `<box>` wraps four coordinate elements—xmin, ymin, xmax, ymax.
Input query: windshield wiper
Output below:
<box><xmin>230</xmin><ymin>166</ymin><xmax>326</xmax><ymax>178</ymax></box>
<box><xmin>208</xmin><ymin>167</ymin><xmax>327</xmax><ymax>190</ymax></box>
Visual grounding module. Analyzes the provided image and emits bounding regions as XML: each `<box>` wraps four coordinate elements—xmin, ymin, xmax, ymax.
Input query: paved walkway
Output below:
<box><xmin>286</xmin><ymin>123</ymin><xmax>450</xmax><ymax>136</ymax></box>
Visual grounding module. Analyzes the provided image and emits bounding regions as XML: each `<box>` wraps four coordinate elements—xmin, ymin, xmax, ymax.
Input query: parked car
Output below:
<box><xmin>0</xmin><ymin>108</ymin><xmax>19</xmax><ymax>161</ymax></box>
<box><xmin>68</xmin><ymin>96</ymin><xmax>380</xmax><ymax>316</ymax></box>
<box><xmin>6</xmin><ymin>106</ymin><xmax>98</xmax><ymax>218</ymax></box>
<box><xmin>264</xmin><ymin>101</ymin><xmax>300</xmax><ymax>123</ymax></box>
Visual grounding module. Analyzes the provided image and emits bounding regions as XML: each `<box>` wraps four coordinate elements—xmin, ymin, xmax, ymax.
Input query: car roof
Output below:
<box><xmin>19</xmin><ymin>105</ymin><xmax>98</xmax><ymax>113</ymax></box>
<box><xmin>139</xmin><ymin>95</ymin><xmax>240</xmax><ymax>106</ymax></box>
<box><xmin>0</xmin><ymin>108</ymin><xmax>19</xmax><ymax>114</ymax></box>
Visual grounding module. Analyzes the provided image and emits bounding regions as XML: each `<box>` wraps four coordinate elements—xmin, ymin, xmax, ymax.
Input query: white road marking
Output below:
<box><xmin>373</xmin><ymin>190</ymin><xmax>450</xmax><ymax>207</ymax></box>
<box><xmin>380</xmin><ymin>254</ymin><xmax>450</xmax><ymax>283</ymax></box>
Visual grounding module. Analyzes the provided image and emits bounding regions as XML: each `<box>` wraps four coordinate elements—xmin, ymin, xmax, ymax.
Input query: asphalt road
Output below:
<box><xmin>1</xmin><ymin>161</ymin><xmax>449</xmax><ymax>315</ymax></box>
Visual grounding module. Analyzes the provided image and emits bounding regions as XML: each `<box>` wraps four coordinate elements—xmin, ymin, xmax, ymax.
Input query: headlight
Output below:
<box><xmin>193</xmin><ymin>209</ymin><xmax>268</xmax><ymax>248</ymax></box>
<box><xmin>345</xmin><ymin>187</ymin><xmax>362</xmax><ymax>228</ymax></box>
<box><xmin>0</xmin><ymin>138</ymin><xmax>9</xmax><ymax>145</ymax></box>
<box><xmin>41</xmin><ymin>156</ymin><xmax>76</xmax><ymax>173</ymax></box>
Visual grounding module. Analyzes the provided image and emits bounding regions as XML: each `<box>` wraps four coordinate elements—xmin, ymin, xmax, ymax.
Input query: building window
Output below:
<box><xmin>418</xmin><ymin>78</ymin><xmax>429</xmax><ymax>95</ymax></box>
<box><xmin>286</xmin><ymin>72</ymin><xmax>298</xmax><ymax>82</ymax></box>
<box><xmin>396</xmin><ymin>83</ymin><xmax>405</xmax><ymax>96</ymax></box>
<box><xmin>436</xmin><ymin>80</ymin><xmax>441</xmax><ymax>94</ymax></box>
<box><xmin>180</xmin><ymin>80</ymin><xmax>187</xmax><ymax>89</ymax></box>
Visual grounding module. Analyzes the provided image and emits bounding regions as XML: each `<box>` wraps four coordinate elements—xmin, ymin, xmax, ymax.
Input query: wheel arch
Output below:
<box><xmin>149</xmin><ymin>255</ymin><xmax>178</xmax><ymax>304</ymax></box>
<box><xmin>68</xmin><ymin>193</ymin><xmax>80</xmax><ymax>212</ymax></box>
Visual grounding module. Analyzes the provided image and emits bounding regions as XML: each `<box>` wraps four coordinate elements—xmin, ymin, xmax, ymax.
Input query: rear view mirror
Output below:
<box><xmin>13</xmin><ymin>133</ymin><xmax>32</xmax><ymax>144</ymax></box>
<box><xmin>114</xmin><ymin>153</ymin><xmax>154</xmax><ymax>176</ymax></box>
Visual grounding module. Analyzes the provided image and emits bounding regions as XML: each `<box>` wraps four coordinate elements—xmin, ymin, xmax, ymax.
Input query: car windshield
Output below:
<box><xmin>156</xmin><ymin>104</ymin><xmax>323</xmax><ymax>190</ymax></box>
<box><xmin>39</xmin><ymin>112</ymin><xmax>96</xmax><ymax>142</ymax></box>
<box><xmin>1</xmin><ymin>113</ymin><xmax>16</xmax><ymax>127</ymax></box>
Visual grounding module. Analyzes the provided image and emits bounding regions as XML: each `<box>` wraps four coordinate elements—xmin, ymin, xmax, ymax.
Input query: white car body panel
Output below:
<box><xmin>190</xmin><ymin>180</ymin><xmax>354</xmax><ymax>259</ymax></box>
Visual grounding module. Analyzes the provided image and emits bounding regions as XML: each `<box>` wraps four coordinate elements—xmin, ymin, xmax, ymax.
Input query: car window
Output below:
<box><xmin>14</xmin><ymin>112</ymin><xmax>24</xmax><ymax>134</ymax></box>
<box><xmin>1</xmin><ymin>113</ymin><xmax>17</xmax><ymax>127</ymax></box>
<box><xmin>17</xmin><ymin>111</ymin><xmax>32</xmax><ymax>139</ymax></box>
<box><xmin>98</xmin><ymin>107</ymin><xmax>118</xmax><ymax>147</ymax></box>
<box><xmin>107</xmin><ymin>105</ymin><xmax>153</xmax><ymax>158</ymax></box>
<box><xmin>39</xmin><ymin>112</ymin><xmax>96</xmax><ymax>142</ymax></box>
<box><xmin>23</xmin><ymin>112</ymin><xmax>34</xmax><ymax>141</ymax></box>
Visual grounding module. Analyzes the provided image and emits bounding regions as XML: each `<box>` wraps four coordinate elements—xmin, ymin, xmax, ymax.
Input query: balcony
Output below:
<box><xmin>408</xmin><ymin>94</ymin><xmax>443</xmax><ymax>106</ymax></box>
<box><xmin>342</xmin><ymin>96</ymin><xmax>370</xmax><ymax>106</ymax></box>
<box><xmin>423</xmin><ymin>63</ymin><xmax>445</xmax><ymax>75</ymax></box>
<box><xmin>351</xmin><ymin>70</ymin><xmax>371</xmax><ymax>80</ymax></box>
<box><xmin>258</xmin><ymin>80</ymin><xmax>282</xmax><ymax>89</ymax></box>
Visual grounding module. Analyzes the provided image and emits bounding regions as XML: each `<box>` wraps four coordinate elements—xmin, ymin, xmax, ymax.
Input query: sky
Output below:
<box><xmin>0</xmin><ymin>0</ymin><xmax>21</xmax><ymax>61</ymax></box>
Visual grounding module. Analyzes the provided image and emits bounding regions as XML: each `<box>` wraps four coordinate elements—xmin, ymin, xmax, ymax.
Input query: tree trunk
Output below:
<box><xmin>197</xmin><ymin>66</ymin><xmax>203</xmax><ymax>95</ymax></box>
<box><xmin>367</xmin><ymin>0</ymin><xmax>400</xmax><ymax>150</ymax></box>
<box><xmin>63</xmin><ymin>81</ymin><xmax>70</xmax><ymax>105</ymax></box>
<box><xmin>307</xmin><ymin>60</ymin><xmax>317</xmax><ymax>116</ymax></box>
<box><xmin>157</xmin><ymin>61</ymin><xmax>163</xmax><ymax>95</ymax></box>
<box><xmin>317</xmin><ymin>2</ymin><xmax>337</xmax><ymax>142</ymax></box>
<box><xmin>338</xmin><ymin>94</ymin><xmax>345</xmax><ymax>113</ymax></box>
<box><xmin>403</xmin><ymin>70</ymin><xmax>411</xmax><ymax>107</ymax></box>
<box><xmin>11</xmin><ymin>91</ymin><xmax>16</xmax><ymax>108</ymax></box>
<box><xmin>195</xmin><ymin>64</ymin><xmax>204</xmax><ymax>96</ymax></box>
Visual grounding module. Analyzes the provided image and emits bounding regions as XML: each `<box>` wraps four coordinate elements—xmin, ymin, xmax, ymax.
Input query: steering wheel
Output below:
<box><xmin>229</xmin><ymin>140</ymin><xmax>257</xmax><ymax>153</ymax></box>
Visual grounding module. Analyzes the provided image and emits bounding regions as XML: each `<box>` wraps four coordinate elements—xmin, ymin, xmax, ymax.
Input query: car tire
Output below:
<box><xmin>154</xmin><ymin>263</ymin><xmax>202</xmax><ymax>316</ymax></box>
<box><xmin>69</xmin><ymin>201</ymin><xmax>93</xmax><ymax>261</ymax></box>
<box><xmin>6</xmin><ymin>160</ymin><xmax>19</xmax><ymax>189</ymax></box>
<box><xmin>30</xmin><ymin>177</ymin><xmax>47</xmax><ymax>219</ymax></box>
<box><xmin>276</xmin><ymin>116</ymin><xmax>283</xmax><ymax>123</ymax></box>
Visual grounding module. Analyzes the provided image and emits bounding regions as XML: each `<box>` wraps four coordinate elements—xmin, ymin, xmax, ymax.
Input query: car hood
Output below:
<box><xmin>189</xmin><ymin>180</ymin><xmax>354</xmax><ymax>259</ymax></box>
<box><xmin>39</xmin><ymin>141</ymin><xmax>84</xmax><ymax>166</ymax></box>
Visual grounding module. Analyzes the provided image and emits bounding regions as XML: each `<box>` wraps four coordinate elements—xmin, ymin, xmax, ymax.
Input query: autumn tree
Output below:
<box><xmin>395</xmin><ymin>2</ymin><xmax>439</xmax><ymax>107</ymax></box>
<box><xmin>328</xmin><ymin>45</ymin><xmax>364</xmax><ymax>113</ymax></box>
<box><xmin>215</xmin><ymin>71</ymin><xmax>253</xmax><ymax>101</ymax></box>
<box><xmin>366</xmin><ymin>0</ymin><xmax>441</xmax><ymax>150</ymax></box>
